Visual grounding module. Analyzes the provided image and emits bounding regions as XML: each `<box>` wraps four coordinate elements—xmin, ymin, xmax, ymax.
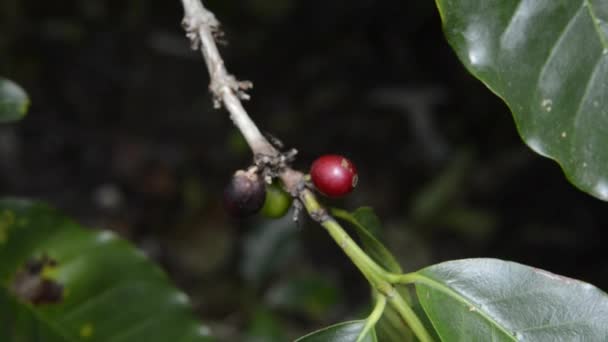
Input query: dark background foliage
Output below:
<box><xmin>1</xmin><ymin>0</ymin><xmax>606</xmax><ymax>340</ymax></box>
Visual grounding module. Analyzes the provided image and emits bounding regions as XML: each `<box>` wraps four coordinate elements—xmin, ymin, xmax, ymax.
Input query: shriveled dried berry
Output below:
<box><xmin>223</xmin><ymin>170</ymin><xmax>266</xmax><ymax>218</ymax></box>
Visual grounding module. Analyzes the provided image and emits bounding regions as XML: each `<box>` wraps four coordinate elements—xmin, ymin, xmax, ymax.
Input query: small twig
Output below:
<box><xmin>180</xmin><ymin>0</ymin><xmax>276</xmax><ymax>157</ymax></box>
<box><xmin>357</xmin><ymin>294</ymin><xmax>387</xmax><ymax>342</ymax></box>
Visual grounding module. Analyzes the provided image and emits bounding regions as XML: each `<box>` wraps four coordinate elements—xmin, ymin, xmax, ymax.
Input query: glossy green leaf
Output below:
<box><xmin>295</xmin><ymin>320</ymin><xmax>376</xmax><ymax>342</ymax></box>
<box><xmin>332</xmin><ymin>207</ymin><xmax>402</xmax><ymax>273</ymax></box>
<box><xmin>413</xmin><ymin>258</ymin><xmax>608</xmax><ymax>340</ymax></box>
<box><xmin>436</xmin><ymin>0</ymin><xmax>608</xmax><ymax>200</ymax></box>
<box><xmin>0</xmin><ymin>78</ymin><xmax>29</xmax><ymax>122</ymax></box>
<box><xmin>0</xmin><ymin>199</ymin><xmax>213</xmax><ymax>342</ymax></box>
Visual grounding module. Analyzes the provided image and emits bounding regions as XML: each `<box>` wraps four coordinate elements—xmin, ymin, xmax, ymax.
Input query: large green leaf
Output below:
<box><xmin>412</xmin><ymin>258</ymin><xmax>608</xmax><ymax>341</ymax></box>
<box><xmin>295</xmin><ymin>320</ymin><xmax>376</xmax><ymax>342</ymax></box>
<box><xmin>0</xmin><ymin>199</ymin><xmax>213</xmax><ymax>342</ymax></box>
<box><xmin>436</xmin><ymin>0</ymin><xmax>608</xmax><ymax>201</ymax></box>
<box><xmin>0</xmin><ymin>78</ymin><xmax>29</xmax><ymax>122</ymax></box>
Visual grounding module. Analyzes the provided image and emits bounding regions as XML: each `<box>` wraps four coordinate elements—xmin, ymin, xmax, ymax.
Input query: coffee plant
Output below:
<box><xmin>1</xmin><ymin>1</ymin><xmax>607</xmax><ymax>341</ymax></box>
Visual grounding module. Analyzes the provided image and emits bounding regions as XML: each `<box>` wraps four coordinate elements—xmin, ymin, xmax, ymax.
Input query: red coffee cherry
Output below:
<box><xmin>310</xmin><ymin>155</ymin><xmax>358</xmax><ymax>198</ymax></box>
<box><xmin>223</xmin><ymin>170</ymin><xmax>266</xmax><ymax>218</ymax></box>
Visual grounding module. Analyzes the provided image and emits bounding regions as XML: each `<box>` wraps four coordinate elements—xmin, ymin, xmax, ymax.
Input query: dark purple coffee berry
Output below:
<box><xmin>223</xmin><ymin>170</ymin><xmax>266</xmax><ymax>218</ymax></box>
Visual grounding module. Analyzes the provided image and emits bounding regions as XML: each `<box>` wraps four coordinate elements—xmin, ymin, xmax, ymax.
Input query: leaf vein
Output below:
<box><xmin>535</xmin><ymin>4</ymin><xmax>585</xmax><ymax>92</ymax></box>
<box><xmin>498</xmin><ymin>0</ymin><xmax>525</xmax><ymax>44</ymax></box>
<box><xmin>518</xmin><ymin>320</ymin><xmax>587</xmax><ymax>333</ymax></box>
<box><xmin>570</xmin><ymin>53</ymin><xmax>605</xmax><ymax>174</ymax></box>
<box><xmin>481</xmin><ymin>289</ymin><xmax>546</xmax><ymax>306</ymax></box>
<box><xmin>584</xmin><ymin>0</ymin><xmax>608</xmax><ymax>50</ymax></box>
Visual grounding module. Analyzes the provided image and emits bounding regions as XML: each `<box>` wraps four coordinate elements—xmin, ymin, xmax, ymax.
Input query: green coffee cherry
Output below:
<box><xmin>261</xmin><ymin>182</ymin><xmax>293</xmax><ymax>218</ymax></box>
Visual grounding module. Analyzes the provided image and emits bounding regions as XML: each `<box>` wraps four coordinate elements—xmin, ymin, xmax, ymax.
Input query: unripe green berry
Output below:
<box><xmin>261</xmin><ymin>182</ymin><xmax>293</xmax><ymax>218</ymax></box>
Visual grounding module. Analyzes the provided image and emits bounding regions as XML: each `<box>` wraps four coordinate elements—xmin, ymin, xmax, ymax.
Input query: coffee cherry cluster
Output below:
<box><xmin>223</xmin><ymin>154</ymin><xmax>358</xmax><ymax>218</ymax></box>
<box><xmin>223</xmin><ymin>170</ymin><xmax>293</xmax><ymax>219</ymax></box>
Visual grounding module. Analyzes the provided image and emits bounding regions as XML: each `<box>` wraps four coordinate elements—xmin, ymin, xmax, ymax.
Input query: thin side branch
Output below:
<box><xmin>357</xmin><ymin>294</ymin><xmax>387</xmax><ymax>342</ymax></box>
<box><xmin>180</xmin><ymin>0</ymin><xmax>277</xmax><ymax>156</ymax></box>
<box><xmin>178</xmin><ymin>4</ymin><xmax>435</xmax><ymax>341</ymax></box>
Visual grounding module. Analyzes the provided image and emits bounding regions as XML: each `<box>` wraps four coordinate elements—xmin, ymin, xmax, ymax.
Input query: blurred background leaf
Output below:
<box><xmin>0</xmin><ymin>78</ymin><xmax>29</xmax><ymax>122</ymax></box>
<box><xmin>243</xmin><ymin>307</ymin><xmax>288</xmax><ymax>342</ymax></box>
<box><xmin>0</xmin><ymin>199</ymin><xmax>212</xmax><ymax>342</ymax></box>
<box><xmin>240</xmin><ymin>214</ymin><xmax>300</xmax><ymax>288</ymax></box>
<box><xmin>265</xmin><ymin>274</ymin><xmax>341</xmax><ymax>319</ymax></box>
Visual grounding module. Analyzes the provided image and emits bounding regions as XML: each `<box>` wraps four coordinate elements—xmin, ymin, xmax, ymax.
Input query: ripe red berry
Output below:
<box><xmin>310</xmin><ymin>155</ymin><xmax>358</xmax><ymax>198</ymax></box>
<box><xmin>223</xmin><ymin>170</ymin><xmax>266</xmax><ymax>218</ymax></box>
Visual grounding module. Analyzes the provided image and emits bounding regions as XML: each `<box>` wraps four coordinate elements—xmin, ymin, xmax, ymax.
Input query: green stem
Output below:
<box><xmin>357</xmin><ymin>294</ymin><xmax>386</xmax><ymax>342</ymax></box>
<box><xmin>299</xmin><ymin>189</ymin><xmax>434</xmax><ymax>342</ymax></box>
<box><xmin>300</xmin><ymin>190</ymin><xmax>386</xmax><ymax>287</ymax></box>
<box><xmin>387</xmin><ymin>271</ymin><xmax>418</xmax><ymax>284</ymax></box>
<box><xmin>387</xmin><ymin>289</ymin><xmax>434</xmax><ymax>342</ymax></box>
<box><xmin>380</xmin><ymin>303</ymin><xmax>414</xmax><ymax>341</ymax></box>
